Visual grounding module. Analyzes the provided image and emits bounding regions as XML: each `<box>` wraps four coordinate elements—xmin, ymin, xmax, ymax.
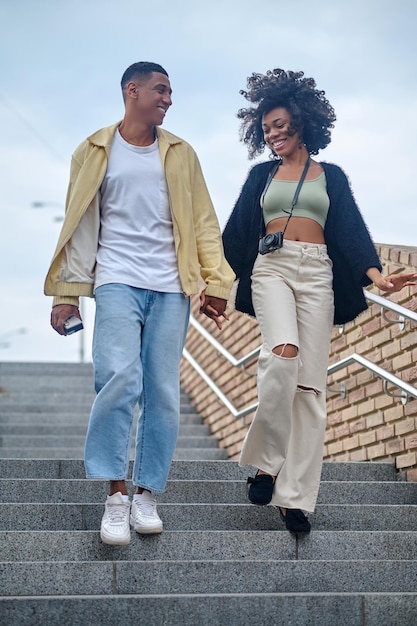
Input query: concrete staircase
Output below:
<box><xmin>0</xmin><ymin>362</ymin><xmax>227</xmax><ymax>461</ymax></box>
<box><xmin>1</xmin><ymin>362</ymin><xmax>417</xmax><ymax>625</ymax></box>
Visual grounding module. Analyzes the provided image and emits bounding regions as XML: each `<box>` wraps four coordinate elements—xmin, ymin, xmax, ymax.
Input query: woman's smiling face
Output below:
<box><xmin>261</xmin><ymin>107</ymin><xmax>301</xmax><ymax>157</ymax></box>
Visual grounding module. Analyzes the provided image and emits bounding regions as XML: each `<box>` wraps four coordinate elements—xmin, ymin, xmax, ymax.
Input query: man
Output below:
<box><xmin>45</xmin><ymin>62</ymin><xmax>234</xmax><ymax>545</ymax></box>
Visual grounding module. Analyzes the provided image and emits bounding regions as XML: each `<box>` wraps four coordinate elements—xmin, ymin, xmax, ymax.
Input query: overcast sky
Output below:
<box><xmin>1</xmin><ymin>0</ymin><xmax>416</xmax><ymax>363</ymax></box>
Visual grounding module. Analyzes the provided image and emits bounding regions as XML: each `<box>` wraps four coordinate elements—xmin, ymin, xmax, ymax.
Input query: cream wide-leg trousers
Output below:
<box><xmin>239</xmin><ymin>240</ymin><xmax>334</xmax><ymax>512</ymax></box>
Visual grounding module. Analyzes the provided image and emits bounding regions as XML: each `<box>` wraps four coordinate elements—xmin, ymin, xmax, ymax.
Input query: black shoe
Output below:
<box><xmin>247</xmin><ymin>472</ymin><xmax>274</xmax><ymax>505</ymax></box>
<box><xmin>279</xmin><ymin>508</ymin><xmax>311</xmax><ymax>534</ymax></box>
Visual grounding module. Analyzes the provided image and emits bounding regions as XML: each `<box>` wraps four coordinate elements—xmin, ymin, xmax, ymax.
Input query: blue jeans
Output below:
<box><xmin>84</xmin><ymin>284</ymin><xmax>190</xmax><ymax>493</ymax></box>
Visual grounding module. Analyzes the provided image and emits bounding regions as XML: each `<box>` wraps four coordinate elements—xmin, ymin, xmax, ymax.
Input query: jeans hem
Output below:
<box><xmin>85</xmin><ymin>475</ymin><xmax>129</xmax><ymax>480</ymax></box>
<box><xmin>132</xmin><ymin>482</ymin><xmax>166</xmax><ymax>494</ymax></box>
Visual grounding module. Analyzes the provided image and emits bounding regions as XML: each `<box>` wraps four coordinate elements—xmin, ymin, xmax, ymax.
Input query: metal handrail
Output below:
<box><xmin>188</xmin><ymin>316</ymin><xmax>260</xmax><ymax>368</ymax></box>
<box><xmin>183</xmin><ymin>290</ymin><xmax>417</xmax><ymax>416</ymax></box>
<box><xmin>365</xmin><ymin>290</ymin><xmax>417</xmax><ymax>323</ymax></box>
<box><xmin>327</xmin><ymin>353</ymin><xmax>417</xmax><ymax>405</ymax></box>
<box><xmin>182</xmin><ymin>348</ymin><xmax>258</xmax><ymax>418</ymax></box>
<box><xmin>189</xmin><ymin>290</ymin><xmax>417</xmax><ymax>370</ymax></box>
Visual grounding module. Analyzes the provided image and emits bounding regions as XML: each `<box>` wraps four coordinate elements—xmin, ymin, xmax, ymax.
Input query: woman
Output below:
<box><xmin>222</xmin><ymin>69</ymin><xmax>416</xmax><ymax>534</ymax></box>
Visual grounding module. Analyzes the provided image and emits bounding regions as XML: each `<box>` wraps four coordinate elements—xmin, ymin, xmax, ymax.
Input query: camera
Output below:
<box><xmin>63</xmin><ymin>316</ymin><xmax>84</xmax><ymax>335</ymax></box>
<box><xmin>258</xmin><ymin>231</ymin><xmax>283</xmax><ymax>255</ymax></box>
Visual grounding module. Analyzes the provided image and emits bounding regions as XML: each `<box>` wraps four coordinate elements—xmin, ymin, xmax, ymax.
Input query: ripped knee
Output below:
<box><xmin>297</xmin><ymin>384</ymin><xmax>320</xmax><ymax>395</ymax></box>
<box><xmin>272</xmin><ymin>343</ymin><xmax>298</xmax><ymax>358</ymax></box>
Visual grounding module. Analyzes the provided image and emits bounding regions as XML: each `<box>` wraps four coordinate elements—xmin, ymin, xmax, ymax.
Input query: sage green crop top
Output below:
<box><xmin>262</xmin><ymin>172</ymin><xmax>330</xmax><ymax>229</ymax></box>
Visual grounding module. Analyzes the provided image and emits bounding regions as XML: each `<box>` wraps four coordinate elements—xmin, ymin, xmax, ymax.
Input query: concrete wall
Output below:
<box><xmin>180</xmin><ymin>244</ymin><xmax>417</xmax><ymax>480</ymax></box>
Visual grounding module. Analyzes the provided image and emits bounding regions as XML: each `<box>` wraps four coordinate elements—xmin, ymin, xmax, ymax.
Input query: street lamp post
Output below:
<box><xmin>79</xmin><ymin>298</ymin><xmax>85</xmax><ymax>364</ymax></box>
<box><xmin>31</xmin><ymin>201</ymin><xmax>64</xmax><ymax>222</ymax></box>
<box><xmin>0</xmin><ymin>328</ymin><xmax>27</xmax><ymax>349</ymax></box>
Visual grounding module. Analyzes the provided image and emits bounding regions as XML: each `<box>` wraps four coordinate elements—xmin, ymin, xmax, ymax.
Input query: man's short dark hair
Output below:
<box><xmin>121</xmin><ymin>62</ymin><xmax>169</xmax><ymax>95</ymax></box>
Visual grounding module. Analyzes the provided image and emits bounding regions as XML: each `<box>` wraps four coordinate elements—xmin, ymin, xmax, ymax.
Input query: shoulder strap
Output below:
<box><xmin>281</xmin><ymin>156</ymin><xmax>311</xmax><ymax>237</ymax></box>
<box><xmin>259</xmin><ymin>157</ymin><xmax>311</xmax><ymax>239</ymax></box>
<box><xmin>259</xmin><ymin>161</ymin><xmax>280</xmax><ymax>238</ymax></box>
<box><xmin>291</xmin><ymin>156</ymin><xmax>311</xmax><ymax>209</ymax></box>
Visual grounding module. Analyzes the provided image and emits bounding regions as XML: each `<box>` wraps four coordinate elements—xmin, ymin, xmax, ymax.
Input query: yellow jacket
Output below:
<box><xmin>44</xmin><ymin>122</ymin><xmax>235</xmax><ymax>306</ymax></box>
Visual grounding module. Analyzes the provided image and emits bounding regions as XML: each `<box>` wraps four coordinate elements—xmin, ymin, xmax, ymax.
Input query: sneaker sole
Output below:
<box><xmin>130</xmin><ymin>514</ymin><xmax>163</xmax><ymax>535</ymax></box>
<box><xmin>133</xmin><ymin>526</ymin><xmax>163</xmax><ymax>535</ymax></box>
<box><xmin>100</xmin><ymin>530</ymin><xmax>131</xmax><ymax>545</ymax></box>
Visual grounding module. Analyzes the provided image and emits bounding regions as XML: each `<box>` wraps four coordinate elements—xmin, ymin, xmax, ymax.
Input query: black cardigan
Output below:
<box><xmin>222</xmin><ymin>160</ymin><xmax>382</xmax><ymax>325</ymax></box>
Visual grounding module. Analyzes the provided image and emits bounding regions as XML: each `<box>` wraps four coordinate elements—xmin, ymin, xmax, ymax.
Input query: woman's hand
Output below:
<box><xmin>367</xmin><ymin>267</ymin><xmax>417</xmax><ymax>293</ymax></box>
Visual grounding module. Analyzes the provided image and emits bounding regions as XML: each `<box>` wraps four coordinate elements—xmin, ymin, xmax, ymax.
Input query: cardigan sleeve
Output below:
<box><xmin>324</xmin><ymin>163</ymin><xmax>382</xmax><ymax>285</ymax></box>
<box><xmin>223</xmin><ymin>167</ymin><xmax>258</xmax><ymax>279</ymax></box>
<box><xmin>323</xmin><ymin>163</ymin><xmax>382</xmax><ymax>324</ymax></box>
<box><xmin>223</xmin><ymin>162</ymin><xmax>275</xmax><ymax>275</ymax></box>
<box><xmin>222</xmin><ymin>163</ymin><xmax>272</xmax><ymax>316</ymax></box>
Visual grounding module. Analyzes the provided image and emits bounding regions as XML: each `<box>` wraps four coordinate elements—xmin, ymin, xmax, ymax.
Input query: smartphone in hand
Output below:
<box><xmin>63</xmin><ymin>316</ymin><xmax>84</xmax><ymax>335</ymax></box>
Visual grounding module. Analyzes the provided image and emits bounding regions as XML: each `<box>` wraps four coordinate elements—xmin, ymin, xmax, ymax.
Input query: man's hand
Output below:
<box><xmin>199</xmin><ymin>294</ymin><xmax>229</xmax><ymax>330</ymax></box>
<box><xmin>51</xmin><ymin>304</ymin><xmax>82</xmax><ymax>336</ymax></box>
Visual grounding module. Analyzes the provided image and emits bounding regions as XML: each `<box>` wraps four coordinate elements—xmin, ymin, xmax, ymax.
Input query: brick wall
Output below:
<box><xmin>180</xmin><ymin>244</ymin><xmax>417</xmax><ymax>480</ymax></box>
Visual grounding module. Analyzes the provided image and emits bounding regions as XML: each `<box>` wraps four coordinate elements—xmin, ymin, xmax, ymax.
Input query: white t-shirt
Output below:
<box><xmin>95</xmin><ymin>130</ymin><xmax>182</xmax><ymax>293</ymax></box>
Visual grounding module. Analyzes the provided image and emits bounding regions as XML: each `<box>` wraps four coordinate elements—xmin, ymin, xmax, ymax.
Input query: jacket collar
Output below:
<box><xmin>86</xmin><ymin>122</ymin><xmax>183</xmax><ymax>150</ymax></box>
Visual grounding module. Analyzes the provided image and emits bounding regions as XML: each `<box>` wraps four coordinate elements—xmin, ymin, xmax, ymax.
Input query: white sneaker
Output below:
<box><xmin>100</xmin><ymin>492</ymin><xmax>131</xmax><ymax>545</ymax></box>
<box><xmin>130</xmin><ymin>490</ymin><xmax>163</xmax><ymax>534</ymax></box>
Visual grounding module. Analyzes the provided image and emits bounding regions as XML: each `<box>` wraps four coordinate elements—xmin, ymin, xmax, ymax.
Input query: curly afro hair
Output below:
<box><xmin>238</xmin><ymin>68</ymin><xmax>336</xmax><ymax>159</ymax></box>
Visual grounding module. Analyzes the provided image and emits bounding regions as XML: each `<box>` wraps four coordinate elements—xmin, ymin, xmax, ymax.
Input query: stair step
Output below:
<box><xmin>0</xmin><ymin>395</ymin><xmax>193</xmax><ymax>405</ymax></box>
<box><xmin>0</xmin><ymin>503</ymin><xmax>416</xmax><ymax>531</ymax></box>
<box><xmin>2</xmin><ymin>593</ymin><xmax>416</xmax><ymax>626</ymax></box>
<box><xmin>0</xmin><ymin>362</ymin><xmax>93</xmax><ymax>373</ymax></box>
<box><xmin>0</xmin><ymin>423</ymin><xmax>210</xmax><ymax>437</ymax></box>
<box><xmin>0</xmin><ymin>394</ymin><xmax>95</xmax><ymax>405</ymax></box>
<box><xmin>0</xmin><ymin>459</ymin><xmax>398</xmax><ymax>480</ymax></box>
<box><xmin>174</xmin><ymin>448</ymin><xmax>229</xmax><ymax>460</ymax></box>
<box><xmin>1</xmin><ymin>530</ymin><xmax>416</xmax><ymax>562</ymax></box>
<box><xmin>0</xmin><ymin>404</ymin><xmax>92</xmax><ymax>414</ymax></box>
<box><xmin>0</xmin><ymin>448</ymin><xmax>88</xmax><ymax>459</ymax></box>
<box><xmin>0</xmin><ymin>479</ymin><xmax>415</xmax><ymax>504</ymax></box>
<box><xmin>0</xmin><ymin>447</ymin><xmax>230</xmax><ymax>460</ymax></box>
<box><xmin>2</xmin><ymin>560</ymin><xmax>417</xmax><ymax>596</ymax></box>
<box><xmin>0</xmin><ymin>434</ymin><xmax>220</xmax><ymax>449</ymax></box>
<box><xmin>0</xmin><ymin>411</ymin><xmax>203</xmax><ymax>425</ymax></box>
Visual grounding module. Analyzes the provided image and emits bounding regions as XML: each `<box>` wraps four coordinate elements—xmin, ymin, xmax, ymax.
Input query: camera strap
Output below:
<box><xmin>259</xmin><ymin>156</ymin><xmax>311</xmax><ymax>239</ymax></box>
